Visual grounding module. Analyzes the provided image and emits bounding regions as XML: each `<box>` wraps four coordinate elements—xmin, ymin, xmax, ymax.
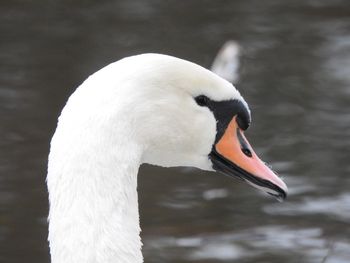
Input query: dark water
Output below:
<box><xmin>1</xmin><ymin>0</ymin><xmax>350</xmax><ymax>262</ymax></box>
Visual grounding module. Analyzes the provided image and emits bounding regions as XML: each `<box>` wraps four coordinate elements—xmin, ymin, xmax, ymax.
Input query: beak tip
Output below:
<box><xmin>280</xmin><ymin>181</ymin><xmax>288</xmax><ymax>199</ymax></box>
<box><xmin>267</xmin><ymin>190</ymin><xmax>287</xmax><ymax>202</ymax></box>
<box><xmin>270</xmin><ymin>184</ymin><xmax>288</xmax><ymax>202</ymax></box>
<box><xmin>279</xmin><ymin>189</ymin><xmax>287</xmax><ymax>202</ymax></box>
<box><xmin>272</xmin><ymin>176</ymin><xmax>288</xmax><ymax>201</ymax></box>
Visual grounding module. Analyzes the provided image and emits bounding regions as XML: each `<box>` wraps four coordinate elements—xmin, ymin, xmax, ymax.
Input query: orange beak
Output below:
<box><xmin>210</xmin><ymin>116</ymin><xmax>287</xmax><ymax>201</ymax></box>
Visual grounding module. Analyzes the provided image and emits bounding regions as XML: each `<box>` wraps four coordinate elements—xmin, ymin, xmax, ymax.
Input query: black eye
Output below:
<box><xmin>195</xmin><ymin>95</ymin><xmax>209</xmax><ymax>107</ymax></box>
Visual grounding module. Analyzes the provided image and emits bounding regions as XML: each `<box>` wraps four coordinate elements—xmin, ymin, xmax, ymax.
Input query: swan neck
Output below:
<box><xmin>47</xmin><ymin>135</ymin><xmax>143</xmax><ymax>263</ymax></box>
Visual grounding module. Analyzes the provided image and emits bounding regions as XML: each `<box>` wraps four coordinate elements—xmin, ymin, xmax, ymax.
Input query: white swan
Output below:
<box><xmin>47</xmin><ymin>54</ymin><xmax>287</xmax><ymax>263</ymax></box>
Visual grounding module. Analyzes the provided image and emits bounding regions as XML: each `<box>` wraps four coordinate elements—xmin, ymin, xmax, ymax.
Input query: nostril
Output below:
<box><xmin>237</xmin><ymin>128</ymin><xmax>253</xmax><ymax>158</ymax></box>
<box><xmin>242</xmin><ymin>148</ymin><xmax>252</xmax><ymax>157</ymax></box>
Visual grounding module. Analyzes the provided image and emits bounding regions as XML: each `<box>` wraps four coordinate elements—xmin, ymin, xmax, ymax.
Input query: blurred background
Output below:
<box><xmin>1</xmin><ymin>0</ymin><xmax>350</xmax><ymax>262</ymax></box>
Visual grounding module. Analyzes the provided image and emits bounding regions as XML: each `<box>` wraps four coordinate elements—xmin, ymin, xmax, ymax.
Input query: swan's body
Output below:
<box><xmin>47</xmin><ymin>54</ymin><xmax>287</xmax><ymax>263</ymax></box>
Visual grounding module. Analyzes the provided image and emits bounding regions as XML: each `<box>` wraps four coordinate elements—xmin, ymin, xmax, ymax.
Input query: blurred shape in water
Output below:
<box><xmin>144</xmin><ymin>226</ymin><xmax>350</xmax><ymax>262</ymax></box>
<box><xmin>202</xmin><ymin>188</ymin><xmax>228</xmax><ymax>200</ymax></box>
<box><xmin>211</xmin><ymin>40</ymin><xmax>240</xmax><ymax>84</ymax></box>
<box><xmin>264</xmin><ymin>194</ymin><xmax>350</xmax><ymax>222</ymax></box>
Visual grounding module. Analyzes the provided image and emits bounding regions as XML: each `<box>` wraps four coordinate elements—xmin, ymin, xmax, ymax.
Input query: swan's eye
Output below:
<box><xmin>195</xmin><ymin>95</ymin><xmax>209</xmax><ymax>107</ymax></box>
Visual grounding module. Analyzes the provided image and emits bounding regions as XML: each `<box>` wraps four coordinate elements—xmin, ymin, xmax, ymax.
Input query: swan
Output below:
<box><xmin>47</xmin><ymin>53</ymin><xmax>287</xmax><ymax>263</ymax></box>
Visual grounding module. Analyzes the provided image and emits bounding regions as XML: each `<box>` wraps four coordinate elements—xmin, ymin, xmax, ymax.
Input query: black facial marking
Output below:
<box><xmin>194</xmin><ymin>95</ymin><xmax>251</xmax><ymax>143</ymax></box>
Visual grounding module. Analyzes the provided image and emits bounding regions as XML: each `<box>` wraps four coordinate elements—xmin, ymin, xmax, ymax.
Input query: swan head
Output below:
<box><xmin>100</xmin><ymin>54</ymin><xmax>287</xmax><ymax>200</ymax></box>
<box><xmin>65</xmin><ymin>54</ymin><xmax>287</xmax><ymax>200</ymax></box>
<box><xmin>47</xmin><ymin>53</ymin><xmax>287</xmax><ymax>263</ymax></box>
